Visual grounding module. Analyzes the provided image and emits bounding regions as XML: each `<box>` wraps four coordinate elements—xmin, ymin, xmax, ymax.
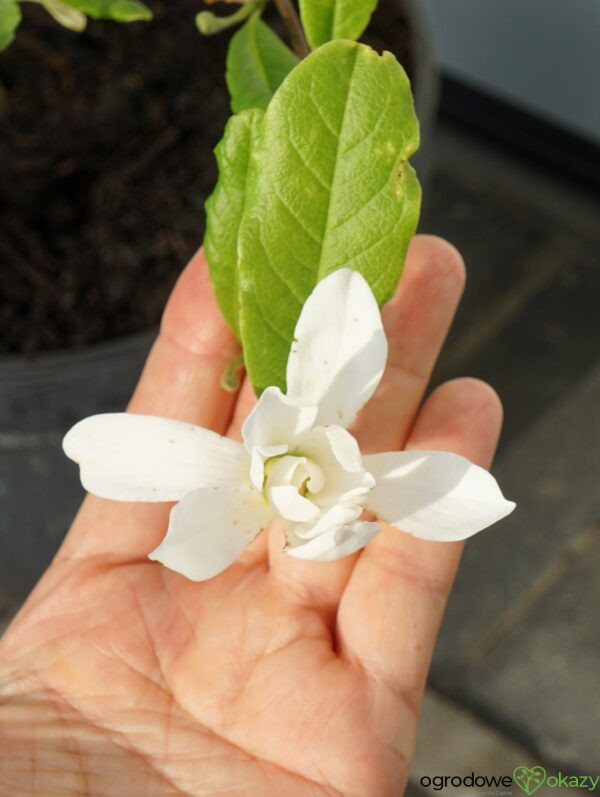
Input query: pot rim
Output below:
<box><xmin>0</xmin><ymin>328</ymin><xmax>156</xmax><ymax>385</ymax></box>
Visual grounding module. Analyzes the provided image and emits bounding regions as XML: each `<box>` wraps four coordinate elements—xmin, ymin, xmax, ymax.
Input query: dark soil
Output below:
<box><xmin>0</xmin><ymin>0</ymin><xmax>414</xmax><ymax>355</ymax></box>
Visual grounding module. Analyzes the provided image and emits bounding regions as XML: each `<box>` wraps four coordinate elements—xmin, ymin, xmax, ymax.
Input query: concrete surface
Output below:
<box><xmin>418</xmin><ymin>122</ymin><xmax>600</xmax><ymax>778</ymax></box>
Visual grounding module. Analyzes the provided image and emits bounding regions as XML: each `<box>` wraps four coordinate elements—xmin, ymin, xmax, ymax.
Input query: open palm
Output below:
<box><xmin>0</xmin><ymin>237</ymin><xmax>503</xmax><ymax>796</ymax></box>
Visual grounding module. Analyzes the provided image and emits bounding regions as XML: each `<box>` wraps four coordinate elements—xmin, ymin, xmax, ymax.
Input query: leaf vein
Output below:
<box><xmin>287</xmin><ymin>139</ymin><xmax>331</xmax><ymax>192</ymax></box>
<box><xmin>274</xmin><ymin>188</ymin><xmax>323</xmax><ymax>247</ymax></box>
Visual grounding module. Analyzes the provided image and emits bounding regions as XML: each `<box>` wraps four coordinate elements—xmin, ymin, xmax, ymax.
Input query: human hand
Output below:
<box><xmin>0</xmin><ymin>236</ymin><xmax>503</xmax><ymax>796</ymax></box>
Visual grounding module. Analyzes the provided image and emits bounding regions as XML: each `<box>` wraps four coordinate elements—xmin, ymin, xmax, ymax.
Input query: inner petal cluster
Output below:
<box><xmin>266</xmin><ymin>455</ymin><xmax>325</xmax><ymax>522</ymax></box>
<box><xmin>242</xmin><ymin>387</ymin><xmax>375</xmax><ymax>544</ymax></box>
<box><xmin>267</xmin><ymin>431</ymin><xmax>375</xmax><ymax>536</ymax></box>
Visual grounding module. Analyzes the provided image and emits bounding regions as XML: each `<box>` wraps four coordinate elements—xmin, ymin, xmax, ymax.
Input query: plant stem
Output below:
<box><xmin>196</xmin><ymin>2</ymin><xmax>259</xmax><ymax>35</ymax></box>
<box><xmin>273</xmin><ymin>0</ymin><xmax>309</xmax><ymax>58</ymax></box>
<box><xmin>220</xmin><ymin>353</ymin><xmax>245</xmax><ymax>391</ymax></box>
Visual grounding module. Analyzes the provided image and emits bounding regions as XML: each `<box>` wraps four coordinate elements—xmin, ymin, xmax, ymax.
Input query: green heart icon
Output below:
<box><xmin>514</xmin><ymin>766</ymin><xmax>547</xmax><ymax>795</ymax></box>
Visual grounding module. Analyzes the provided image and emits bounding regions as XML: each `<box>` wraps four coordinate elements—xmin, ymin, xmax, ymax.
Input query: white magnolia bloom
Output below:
<box><xmin>63</xmin><ymin>269</ymin><xmax>515</xmax><ymax>581</ymax></box>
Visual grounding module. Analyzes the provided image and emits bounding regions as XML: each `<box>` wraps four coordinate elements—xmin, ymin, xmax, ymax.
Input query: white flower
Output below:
<box><xmin>63</xmin><ymin>269</ymin><xmax>515</xmax><ymax>581</ymax></box>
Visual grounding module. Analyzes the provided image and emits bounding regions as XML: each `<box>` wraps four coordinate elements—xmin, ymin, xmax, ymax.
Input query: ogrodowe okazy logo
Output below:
<box><xmin>418</xmin><ymin>767</ymin><xmax>599</xmax><ymax>794</ymax></box>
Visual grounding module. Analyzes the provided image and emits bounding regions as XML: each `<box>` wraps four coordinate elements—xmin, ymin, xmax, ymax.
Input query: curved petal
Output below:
<box><xmin>298</xmin><ymin>426</ymin><xmax>374</xmax><ymax>507</ymax></box>
<box><xmin>364</xmin><ymin>451</ymin><xmax>516</xmax><ymax>541</ymax></box>
<box><xmin>268</xmin><ymin>485</ymin><xmax>320</xmax><ymax>522</ymax></box>
<box><xmin>286</xmin><ymin>520</ymin><xmax>381</xmax><ymax>561</ymax></box>
<box><xmin>286</xmin><ymin>269</ymin><xmax>387</xmax><ymax>428</ymax></box>
<box><xmin>242</xmin><ymin>386</ymin><xmax>318</xmax><ymax>454</ymax></box>
<box><xmin>266</xmin><ymin>455</ymin><xmax>325</xmax><ymax>493</ymax></box>
<box><xmin>291</xmin><ymin>502</ymin><xmax>362</xmax><ymax>540</ymax></box>
<box><xmin>149</xmin><ymin>486</ymin><xmax>273</xmax><ymax>581</ymax></box>
<box><xmin>63</xmin><ymin>413</ymin><xmax>248</xmax><ymax>502</ymax></box>
<box><xmin>300</xmin><ymin>425</ymin><xmax>363</xmax><ymax>473</ymax></box>
<box><xmin>249</xmin><ymin>444</ymin><xmax>288</xmax><ymax>491</ymax></box>
<box><xmin>267</xmin><ymin>454</ymin><xmax>308</xmax><ymax>487</ymax></box>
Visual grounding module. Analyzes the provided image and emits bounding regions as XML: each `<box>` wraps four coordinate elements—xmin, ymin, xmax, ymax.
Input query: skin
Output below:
<box><xmin>0</xmin><ymin>236</ymin><xmax>503</xmax><ymax>796</ymax></box>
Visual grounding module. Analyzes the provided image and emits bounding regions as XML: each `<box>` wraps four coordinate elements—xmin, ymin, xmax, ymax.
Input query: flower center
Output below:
<box><xmin>265</xmin><ymin>454</ymin><xmax>324</xmax><ymax>495</ymax></box>
<box><xmin>263</xmin><ymin>454</ymin><xmax>326</xmax><ymax>522</ymax></box>
<box><xmin>246</xmin><ymin>421</ymin><xmax>375</xmax><ymax>530</ymax></box>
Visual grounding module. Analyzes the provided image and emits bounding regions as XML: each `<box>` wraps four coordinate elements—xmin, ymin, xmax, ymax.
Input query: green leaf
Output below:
<box><xmin>0</xmin><ymin>0</ymin><xmax>21</xmax><ymax>51</ymax></box>
<box><xmin>204</xmin><ymin>108</ymin><xmax>264</xmax><ymax>338</ymax></box>
<box><xmin>238</xmin><ymin>40</ymin><xmax>421</xmax><ymax>394</ymax></box>
<box><xmin>226</xmin><ymin>13</ymin><xmax>299</xmax><ymax>113</ymax></box>
<box><xmin>299</xmin><ymin>0</ymin><xmax>377</xmax><ymax>48</ymax></box>
<box><xmin>61</xmin><ymin>0</ymin><xmax>152</xmax><ymax>22</ymax></box>
<box><xmin>41</xmin><ymin>0</ymin><xmax>87</xmax><ymax>31</ymax></box>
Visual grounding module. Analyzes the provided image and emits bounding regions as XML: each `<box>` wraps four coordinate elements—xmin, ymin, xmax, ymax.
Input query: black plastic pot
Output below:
<box><xmin>0</xmin><ymin>332</ymin><xmax>153</xmax><ymax>601</ymax></box>
<box><xmin>0</xmin><ymin>2</ymin><xmax>439</xmax><ymax>605</ymax></box>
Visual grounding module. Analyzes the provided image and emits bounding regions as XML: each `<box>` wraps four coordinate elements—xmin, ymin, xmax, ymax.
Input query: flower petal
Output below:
<box><xmin>149</xmin><ymin>486</ymin><xmax>273</xmax><ymax>581</ymax></box>
<box><xmin>364</xmin><ymin>451</ymin><xmax>516</xmax><ymax>541</ymax></box>
<box><xmin>266</xmin><ymin>455</ymin><xmax>325</xmax><ymax>494</ymax></box>
<box><xmin>300</xmin><ymin>425</ymin><xmax>363</xmax><ymax>473</ymax></box>
<box><xmin>286</xmin><ymin>520</ymin><xmax>381</xmax><ymax>561</ymax></box>
<box><xmin>291</xmin><ymin>503</ymin><xmax>363</xmax><ymax>540</ymax></box>
<box><xmin>268</xmin><ymin>485</ymin><xmax>320</xmax><ymax>522</ymax></box>
<box><xmin>286</xmin><ymin>268</ymin><xmax>387</xmax><ymax>428</ymax></box>
<box><xmin>249</xmin><ymin>444</ymin><xmax>288</xmax><ymax>491</ymax></box>
<box><xmin>242</xmin><ymin>386</ymin><xmax>318</xmax><ymax>454</ymax></box>
<box><xmin>298</xmin><ymin>426</ymin><xmax>374</xmax><ymax>507</ymax></box>
<box><xmin>63</xmin><ymin>413</ymin><xmax>248</xmax><ymax>502</ymax></box>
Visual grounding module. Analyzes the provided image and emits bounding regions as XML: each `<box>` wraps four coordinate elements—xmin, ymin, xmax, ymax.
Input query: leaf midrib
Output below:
<box><xmin>316</xmin><ymin>45</ymin><xmax>359</xmax><ymax>281</ymax></box>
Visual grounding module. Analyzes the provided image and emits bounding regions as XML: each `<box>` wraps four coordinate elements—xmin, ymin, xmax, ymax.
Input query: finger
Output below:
<box><xmin>352</xmin><ymin>234</ymin><xmax>466</xmax><ymax>453</ymax></box>
<box><xmin>266</xmin><ymin>235</ymin><xmax>465</xmax><ymax>612</ymax></box>
<box><xmin>128</xmin><ymin>248</ymin><xmax>239</xmax><ymax>427</ymax></box>
<box><xmin>337</xmin><ymin>378</ymin><xmax>503</xmax><ymax>707</ymax></box>
<box><xmin>267</xmin><ymin>523</ymin><xmax>361</xmax><ymax>624</ymax></box>
<box><xmin>226</xmin><ymin>378</ymin><xmax>257</xmax><ymax>442</ymax></box>
<box><xmin>61</xmin><ymin>250</ymin><xmax>242</xmax><ymax>560</ymax></box>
